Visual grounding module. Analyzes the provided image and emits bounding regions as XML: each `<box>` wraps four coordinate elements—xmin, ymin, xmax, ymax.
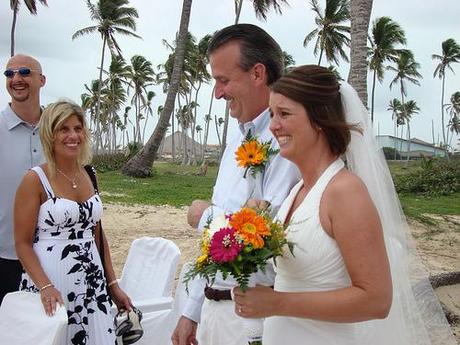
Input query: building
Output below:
<box><xmin>376</xmin><ymin>135</ymin><xmax>447</xmax><ymax>158</ymax></box>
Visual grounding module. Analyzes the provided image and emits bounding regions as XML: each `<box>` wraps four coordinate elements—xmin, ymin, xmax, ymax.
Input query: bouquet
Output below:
<box><xmin>235</xmin><ymin>130</ymin><xmax>279</xmax><ymax>179</ymax></box>
<box><xmin>185</xmin><ymin>206</ymin><xmax>293</xmax><ymax>345</ymax></box>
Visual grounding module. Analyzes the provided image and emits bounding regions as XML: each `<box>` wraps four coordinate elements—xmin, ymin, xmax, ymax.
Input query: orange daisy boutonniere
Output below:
<box><xmin>235</xmin><ymin>130</ymin><xmax>279</xmax><ymax>178</ymax></box>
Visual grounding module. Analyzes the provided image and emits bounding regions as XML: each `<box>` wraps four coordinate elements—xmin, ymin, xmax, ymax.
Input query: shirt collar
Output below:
<box><xmin>3</xmin><ymin>104</ymin><xmax>39</xmax><ymax>130</ymax></box>
<box><xmin>238</xmin><ymin>108</ymin><xmax>270</xmax><ymax>136</ymax></box>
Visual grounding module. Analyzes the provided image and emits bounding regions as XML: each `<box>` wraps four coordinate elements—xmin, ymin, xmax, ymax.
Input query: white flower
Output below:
<box><xmin>207</xmin><ymin>214</ymin><xmax>230</xmax><ymax>237</ymax></box>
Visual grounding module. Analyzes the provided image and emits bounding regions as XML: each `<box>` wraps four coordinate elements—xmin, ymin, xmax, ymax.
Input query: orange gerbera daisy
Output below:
<box><xmin>235</xmin><ymin>140</ymin><xmax>265</xmax><ymax>168</ymax></box>
<box><xmin>229</xmin><ymin>208</ymin><xmax>270</xmax><ymax>249</ymax></box>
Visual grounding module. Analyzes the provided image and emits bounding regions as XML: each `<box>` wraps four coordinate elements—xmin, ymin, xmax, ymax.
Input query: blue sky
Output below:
<box><xmin>1</xmin><ymin>0</ymin><xmax>459</xmax><ymax>148</ymax></box>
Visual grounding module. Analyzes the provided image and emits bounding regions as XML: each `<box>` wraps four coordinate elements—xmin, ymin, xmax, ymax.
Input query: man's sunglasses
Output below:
<box><xmin>3</xmin><ymin>67</ymin><xmax>38</xmax><ymax>78</ymax></box>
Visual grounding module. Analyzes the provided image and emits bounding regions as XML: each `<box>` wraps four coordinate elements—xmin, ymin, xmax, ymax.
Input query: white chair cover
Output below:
<box><xmin>119</xmin><ymin>237</ymin><xmax>181</xmax><ymax>303</ymax></box>
<box><xmin>0</xmin><ymin>291</ymin><xmax>67</xmax><ymax>345</ymax></box>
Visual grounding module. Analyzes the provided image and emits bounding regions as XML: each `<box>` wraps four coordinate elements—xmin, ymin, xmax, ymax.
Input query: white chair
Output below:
<box><xmin>119</xmin><ymin>237</ymin><xmax>181</xmax><ymax>314</ymax></box>
<box><xmin>0</xmin><ymin>291</ymin><xmax>67</xmax><ymax>345</ymax></box>
<box><xmin>136</xmin><ymin>262</ymin><xmax>194</xmax><ymax>345</ymax></box>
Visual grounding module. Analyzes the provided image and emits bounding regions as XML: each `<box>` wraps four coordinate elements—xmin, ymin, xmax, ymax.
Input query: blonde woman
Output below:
<box><xmin>14</xmin><ymin>100</ymin><xmax>131</xmax><ymax>344</ymax></box>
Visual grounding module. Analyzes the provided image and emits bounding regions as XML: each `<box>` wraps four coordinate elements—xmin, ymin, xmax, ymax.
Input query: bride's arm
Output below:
<box><xmin>234</xmin><ymin>172</ymin><xmax>392</xmax><ymax>323</ymax></box>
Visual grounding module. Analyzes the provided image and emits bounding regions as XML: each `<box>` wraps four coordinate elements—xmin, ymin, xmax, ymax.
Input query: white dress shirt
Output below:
<box><xmin>183</xmin><ymin>108</ymin><xmax>301</xmax><ymax>322</ymax></box>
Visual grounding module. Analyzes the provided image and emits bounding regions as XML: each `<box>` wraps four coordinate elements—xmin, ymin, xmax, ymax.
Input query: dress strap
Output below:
<box><xmin>303</xmin><ymin>158</ymin><xmax>345</xmax><ymax>211</ymax></box>
<box><xmin>31</xmin><ymin>166</ymin><xmax>55</xmax><ymax>199</ymax></box>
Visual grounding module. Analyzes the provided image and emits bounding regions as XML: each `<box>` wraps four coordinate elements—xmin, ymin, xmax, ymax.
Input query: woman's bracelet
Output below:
<box><xmin>107</xmin><ymin>280</ymin><xmax>118</xmax><ymax>288</ymax></box>
<box><xmin>39</xmin><ymin>283</ymin><xmax>54</xmax><ymax>292</ymax></box>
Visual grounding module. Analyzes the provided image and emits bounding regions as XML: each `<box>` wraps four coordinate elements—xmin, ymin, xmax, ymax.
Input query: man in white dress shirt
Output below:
<box><xmin>172</xmin><ymin>24</ymin><xmax>300</xmax><ymax>345</ymax></box>
<box><xmin>0</xmin><ymin>54</ymin><xmax>46</xmax><ymax>304</ymax></box>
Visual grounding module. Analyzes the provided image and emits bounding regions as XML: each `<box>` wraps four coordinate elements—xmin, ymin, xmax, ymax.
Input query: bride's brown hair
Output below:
<box><xmin>271</xmin><ymin>65</ymin><xmax>360</xmax><ymax>156</ymax></box>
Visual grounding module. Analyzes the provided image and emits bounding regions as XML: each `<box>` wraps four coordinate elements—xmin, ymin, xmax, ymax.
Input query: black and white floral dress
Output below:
<box><xmin>20</xmin><ymin>166</ymin><xmax>115</xmax><ymax>345</ymax></box>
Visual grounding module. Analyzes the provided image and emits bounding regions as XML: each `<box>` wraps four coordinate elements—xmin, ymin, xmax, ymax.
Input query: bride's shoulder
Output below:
<box><xmin>325</xmin><ymin>169</ymin><xmax>368</xmax><ymax>201</ymax></box>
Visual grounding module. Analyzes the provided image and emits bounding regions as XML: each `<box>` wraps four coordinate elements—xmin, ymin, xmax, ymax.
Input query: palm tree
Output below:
<box><xmin>432</xmin><ymin>38</ymin><xmax>460</xmax><ymax>147</ymax></box>
<box><xmin>388</xmin><ymin>50</ymin><xmax>422</xmax><ymax>107</ymax></box>
<box><xmin>282</xmin><ymin>50</ymin><xmax>296</xmax><ymax>72</ymax></box>
<box><xmin>141</xmin><ymin>91</ymin><xmax>156</xmax><ymax>144</ymax></box>
<box><xmin>10</xmin><ymin>0</ymin><xmax>48</xmax><ymax>56</ymax></box>
<box><xmin>368</xmin><ymin>16</ymin><xmax>406</xmax><ymax>122</ymax></box>
<box><xmin>234</xmin><ymin>0</ymin><xmax>289</xmax><ymax>23</ymax></box>
<box><xmin>347</xmin><ymin>0</ymin><xmax>372</xmax><ymax>105</ymax></box>
<box><xmin>446</xmin><ymin>91</ymin><xmax>460</xmax><ymax>148</ymax></box>
<box><xmin>388</xmin><ymin>50</ymin><xmax>421</xmax><ymax>161</ymax></box>
<box><xmin>72</xmin><ymin>0</ymin><xmax>140</xmax><ymax>153</ymax></box>
<box><xmin>196</xmin><ymin>124</ymin><xmax>203</xmax><ymax>158</ymax></box>
<box><xmin>122</xmin><ymin>0</ymin><xmax>193</xmax><ymax>177</ymax></box>
<box><xmin>126</xmin><ymin>55</ymin><xmax>155</xmax><ymax>144</ymax></box>
<box><xmin>303</xmin><ymin>0</ymin><xmax>351</xmax><ymax>66</ymax></box>
<box><xmin>400</xmin><ymin>100</ymin><xmax>419</xmax><ymax>163</ymax></box>
<box><xmin>387</xmin><ymin>98</ymin><xmax>402</xmax><ymax>159</ymax></box>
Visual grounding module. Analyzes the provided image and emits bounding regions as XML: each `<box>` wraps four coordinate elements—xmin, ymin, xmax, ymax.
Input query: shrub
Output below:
<box><xmin>394</xmin><ymin>157</ymin><xmax>460</xmax><ymax>196</ymax></box>
<box><xmin>91</xmin><ymin>153</ymin><xmax>129</xmax><ymax>172</ymax></box>
<box><xmin>382</xmin><ymin>147</ymin><xmax>402</xmax><ymax>160</ymax></box>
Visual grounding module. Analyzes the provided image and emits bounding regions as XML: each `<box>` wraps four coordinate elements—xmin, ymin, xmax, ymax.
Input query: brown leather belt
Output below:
<box><xmin>204</xmin><ymin>286</ymin><xmax>232</xmax><ymax>301</ymax></box>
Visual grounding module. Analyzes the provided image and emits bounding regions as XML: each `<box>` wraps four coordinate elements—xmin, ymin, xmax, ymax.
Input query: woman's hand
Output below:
<box><xmin>233</xmin><ymin>285</ymin><xmax>278</xmax><ymax>318</ymax></box>
<box><xmin>40</xmin><ymin>285</ymin><xmax>64</xmax><ymax>317</ymax></box>
<box><xmin>109</xmin><ymin>284</ymin><xmax>132</xmax><ymax>311</ymax></box>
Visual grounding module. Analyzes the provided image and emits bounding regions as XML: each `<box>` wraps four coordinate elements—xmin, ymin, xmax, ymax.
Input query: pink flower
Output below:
<box><xmin>209</xmin><ymin>227</ymin><xmax>243</xmax><ymax>263</ymax></box>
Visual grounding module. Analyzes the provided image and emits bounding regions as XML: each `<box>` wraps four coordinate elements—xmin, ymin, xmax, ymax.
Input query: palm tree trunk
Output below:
<box><xmin>215</xmin><ymin>114</ymin><xmax>222</xmax><ymax>147</ymax></box>
<box><xmin>441</xmin><ymin>74</ymin><xmax>447</xmax><ymax>146</ymax></box>
<box><xmin>95</xmin><ymin>35</ymin><xmax>108</xmax><ymax>154</ymax></box>
<box><xmin>10</xmin><ymin>2</ymin><xmax>18</xmax><ymax>57</ymax></box>
<box><xmin>219</xmin><ymin>0</ymin><xmax>243</xmax><ymax>159</ymax></box>
<box><xmin>393</xmin><ymin>123</ymin><xmax>397</xmax><ymax>160</ymax></box>
<box><xmin>405</xmin><ymin>122</ymin><xmax>411</xmax><ymax>165</ymax></box>
<box><xmin>220</xmin><ymin>103</ymin><xmax>230</xmax><ymax>157</ymax></box>
<box><xmin>122</xmin><ymin>0</ymin><xmax>193</xmax><ymax>177</ymax></box>
<box><xmin>172</xmin><ymin>104</ymin><xmax>176</xmax><ymax>161</ymax></box>
<box><xmin>318</xmin><ymin>49</ymin><xmax>323</xmax><ymax>66</ymax></box>
<box><xmin>348</xmin><ymin>0</ymin><xmax>373</xmax><ymax>107</ymax></box>
<box><xmin>202</xmin><ymin>85</ymin><xmax>215</xmax><ymax>161</ymax></box>
<box><xmin>234</xmin><ymin>0</ymin><xmax>243</xmax><ymax>24</ymax></box>
<box><xmin>371</xmin><ymin>70</ymin><xmax>377</xmax><ymax>122</ymax></box>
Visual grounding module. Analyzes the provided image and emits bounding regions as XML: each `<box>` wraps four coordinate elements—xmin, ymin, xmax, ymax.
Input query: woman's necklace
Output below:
<box><xmin>56</xmin><ymin>168</ymin><xmax>78</xmax><ymax>189</ymax></box>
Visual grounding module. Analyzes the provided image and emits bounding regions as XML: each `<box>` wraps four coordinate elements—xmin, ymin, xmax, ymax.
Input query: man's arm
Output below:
<box><xmin>187</xmin><ymin>200</ymin><xmax>211</xmax><ymax>228</ymax></box>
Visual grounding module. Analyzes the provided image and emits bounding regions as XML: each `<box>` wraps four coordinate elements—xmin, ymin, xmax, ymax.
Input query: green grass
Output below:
<box><xmin>98</xmin><ymin>162</ymin><xmax>218</xmax><ymax>207</ymax></box>
<box><xmin>97</xmin><ymin>162</ymin><xmax>459</xmax><ymax>219</ymax></box>
<box><xmin>398</xmin><ymin>193</ymin><xmax>460</xmax><ymax>218</ymax></box>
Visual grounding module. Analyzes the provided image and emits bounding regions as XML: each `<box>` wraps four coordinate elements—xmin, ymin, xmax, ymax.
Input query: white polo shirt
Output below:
<box><xmin>0</xmin><ymin>104</ymin><xmax>44</xmax><ymax>259</ymax></box>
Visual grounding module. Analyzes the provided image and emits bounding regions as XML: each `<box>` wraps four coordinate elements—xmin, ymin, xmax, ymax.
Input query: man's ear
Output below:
<box><xmin>40</xmin><ymin>74</ymin><xmax>46</xmax><ymax>87</ymax></box>
<box><xmin>252</xmin><ymin>63</ymin><xmax>267</xmax><ymax>84</ymax></box>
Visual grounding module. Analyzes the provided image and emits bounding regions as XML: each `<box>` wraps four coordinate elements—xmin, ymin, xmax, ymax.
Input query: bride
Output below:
<box><xmin>233</xmin><ymin>65</ymin><xmax>456</xmax><ymax>345</ymax></box>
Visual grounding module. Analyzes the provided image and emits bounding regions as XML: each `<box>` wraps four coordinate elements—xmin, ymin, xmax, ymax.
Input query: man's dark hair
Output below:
<box><xmin>207</xmin><ymin>24</ymin><xmax>284</xmax><ymax>85</ymax></box>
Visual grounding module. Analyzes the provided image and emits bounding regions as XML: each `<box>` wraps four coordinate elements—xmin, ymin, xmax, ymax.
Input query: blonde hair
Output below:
<box><xmin>39</xmin><ymin>100</ymin><xmax>92</xmax><ymax>173</ymax></box>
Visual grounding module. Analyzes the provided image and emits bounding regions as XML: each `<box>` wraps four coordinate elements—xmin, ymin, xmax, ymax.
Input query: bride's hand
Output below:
<box><xmin>234</xmin><ymin>285</ymin><xmax>277</xmax><ymax>318</ymax></box>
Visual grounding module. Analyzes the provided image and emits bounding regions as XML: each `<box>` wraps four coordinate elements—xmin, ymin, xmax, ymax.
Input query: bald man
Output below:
<box><xmin>0</xmin><ymin>54</ymin><xmax>46</xmax><ymax>304</ymax></box>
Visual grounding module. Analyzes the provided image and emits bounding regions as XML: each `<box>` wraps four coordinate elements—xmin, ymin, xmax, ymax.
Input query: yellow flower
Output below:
<box><xmin>229</xmin><ymin>208</ymin><xmax>270</xmax><ymax>249</ymax></box>
<box><xmin>196</xmin><ymin>231</ymin><xmax>210</xmax><ymax>267</ymax></box>
<box><xmin>235</xmin><ymin>140</ymin><xmax>266</xmax><ymax>168</ymax></box>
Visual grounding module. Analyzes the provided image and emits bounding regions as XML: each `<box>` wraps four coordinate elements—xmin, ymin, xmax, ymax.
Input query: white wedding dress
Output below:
<box><xmin>263</xmin><ymin>158</ymin><xmax>362</xmax><ymax>345</ymax></box>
